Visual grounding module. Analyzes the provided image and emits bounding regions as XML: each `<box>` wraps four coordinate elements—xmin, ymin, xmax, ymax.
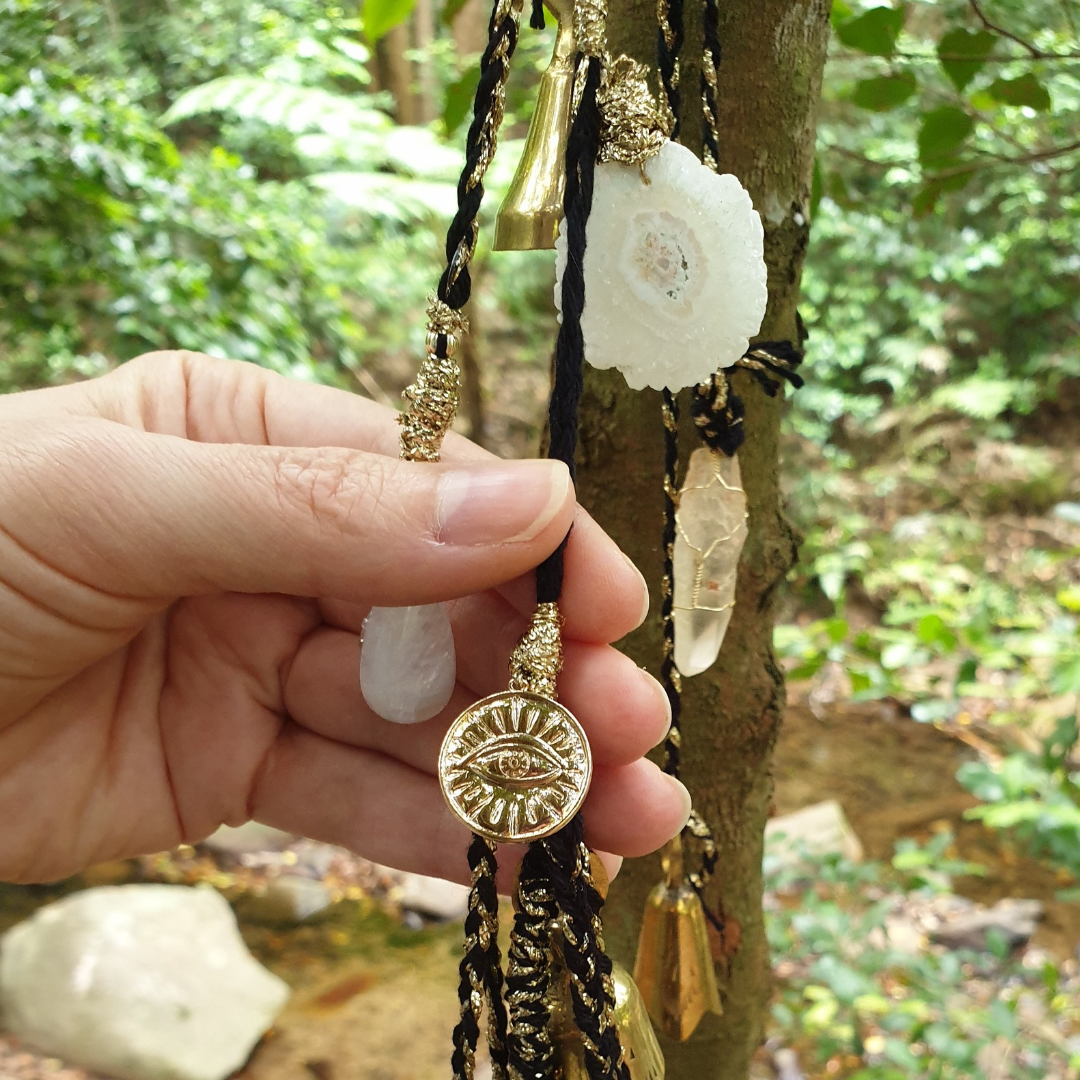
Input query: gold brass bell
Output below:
<box><xmin>632</xmin><ymin>835</ymin><xmax>723</xmax><ymax>1041</ymax></box>
<box><xmin>547</xmin><ymin>952</ymin><xmax>665</xmax><ymax>1080</ymax></box>
<box><xmin>492</xmin><ymin>0</ymin><xmax>575</xmax><ymax>250</ymax></box>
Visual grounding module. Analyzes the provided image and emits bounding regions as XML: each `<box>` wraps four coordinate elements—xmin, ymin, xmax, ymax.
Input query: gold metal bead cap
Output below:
<box><xmin>438</xmin><ymin>690</ymin><xmax>593</xmax><ymax>843</ymax></box>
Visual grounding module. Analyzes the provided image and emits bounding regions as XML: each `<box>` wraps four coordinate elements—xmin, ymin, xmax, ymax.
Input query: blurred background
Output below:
<box><xmin>1</xmin><ymin>0</ymin><xmax>1079</xmax><ymax>1078</ymax></box>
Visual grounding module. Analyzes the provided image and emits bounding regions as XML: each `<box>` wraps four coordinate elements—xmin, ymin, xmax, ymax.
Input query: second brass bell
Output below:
<box><xmin>633</xmin><ymin>835</ymin><xmax>723</xmax><ymax>1042</ymax></box>
<box><xmin>493</xmin><ymin>0</ymin><xmax>575</xmax><ymax>250</ymax></box>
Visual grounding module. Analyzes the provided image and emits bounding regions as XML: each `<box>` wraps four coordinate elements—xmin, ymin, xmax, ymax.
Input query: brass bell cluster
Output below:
<box><xmin>492</xmin><ymin>0</ymin><xmax>575</xmax><ymax>250</ymax></box>
<box><xmin>633</xmin><ymin>835</ymin><xmax>723</xmax><ymax>1042</ymax></box>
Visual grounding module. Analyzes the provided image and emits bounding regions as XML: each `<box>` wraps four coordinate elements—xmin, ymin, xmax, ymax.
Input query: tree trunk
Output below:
<box><xmin>377</xmin><ymin>24</ymin><xmax>417</xmax><ymax>125</ymax></box>
<box><xmin>575</xmin><ymin>4</ymin><xmax>830</xmax><ymax>1079</ymax></box>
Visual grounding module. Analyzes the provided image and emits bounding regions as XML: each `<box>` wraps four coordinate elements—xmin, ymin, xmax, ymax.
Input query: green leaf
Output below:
<box><xmin>830</xmin><ymin>0</ymin><xmax>855</xmax><ymax>26</ymax></box>
<box><xmin>851</xmin><ymin>72</ymin><xmax>917</xmax><ymax>111</ymax></box>
<box><xmin>835</xmin><ymin>6</ymin><xmax>905</xmax><ymax>58</ymax></box>
<box><xmin>363</xmin><ymin>0</ymin><xmax>418</xmax><ymax>43</ymax></box>
<box><xmin>936</xmin><ymin>28</ymin><xmax>995</xmax><ymax>91</ymax></box>
<box><xmin>917</xmin><ymin>106</ymin><xmax>974</xmax><ymax>168</ymax></box>
<box><xmin>442</xmin><ymin>66</ymin><xmax>480</xmax><ymax>136</ymax></box>
<box><xmin>988</xmin><ymin>73</ymin><xmax>1052</xmax><ymax>111</ymax></box>
<box><xmin>917</xmin><ymin>612</ymin><xmax>957</xmax><ymax>651</ymax></box>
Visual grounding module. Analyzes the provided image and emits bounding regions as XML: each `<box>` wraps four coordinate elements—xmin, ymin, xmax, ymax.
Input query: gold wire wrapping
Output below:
<box><xmin>656</xmin><ymin>0</ymin><xmax>679</xmax><ymax>135</ymax></box>
<box><xmin>596</xmin><ymin>56</ymin><xmax>669</xmax><ymax>168</ymax></box>
<box><xmin>701</xmin><ymin>55</ymin><xmax>719</xmax><ymax>171</ymax></box>
<box><xmin>508</xmin><ymin>602</ymin><xmax>565</xmax><ymax>698</ymax></box>
<box><xmin>573</xmin><ymin>0</ymin><xmax>607</xmax><ymax>58</ymax></box>
<box><xmin>398</xmin><ymin>299</ymin><xmax>468</xmax><ymax>463</ymax></box>
<box><xmin>465</xmin><ymin>0</ymin><xmax>525</xmax><ymax>195</ymax></box>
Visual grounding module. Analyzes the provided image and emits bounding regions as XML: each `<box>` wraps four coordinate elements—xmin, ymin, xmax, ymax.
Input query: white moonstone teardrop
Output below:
<box><xmin>360</xmin><ymin>603</ymin><xmax>457</xmax><ymax>724</ymax></box>
<box><xmin>673</xmin><ymin>449</ymin><xmax>748</xmax><ymax>677</ymax></box>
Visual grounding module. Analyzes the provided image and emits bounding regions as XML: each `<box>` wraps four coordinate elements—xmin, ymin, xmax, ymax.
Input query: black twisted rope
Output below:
<box><xmin>544</xmin><ymin>818</ymin><xmax>629</xmax><ymax>1080</ymax></box>
<box><xmin>535</xmin><ymin>55</ymin><xmax>602</xmax><ymax>606</ymax></box>
<box><xmin>437</xmin><ymin>0</ymin><xmax>521</xmax><ymax>312</ymax></box>
<box><xmin>506</xmin><ymin>844</ymin><xmax>558</xmax><ymax>1080</ymax></box>
<box><xmin>656</xmin><ymin>0</ymin><xmax>684</xmax><ymax>139</ymax></box>
<box><xmin>700</xmin><ymin>0</ymin><xmax>721</xmax><ymax>168</ymax></box>
<box><xmin>451</xmin><ymin>836</ymin><xmax>506</xmax><ymax>1080</ymax></box>
<box><xmin>659</xmin><ymin>389</ymin><xmax>682</xmax><ymax>778</ymax></box>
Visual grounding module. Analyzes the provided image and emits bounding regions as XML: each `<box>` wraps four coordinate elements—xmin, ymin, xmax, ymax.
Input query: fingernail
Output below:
<box><xmin>646</xmin><ymin>669</ymin><xmax>672</xmax><ymax>740</ymax></box>
<box><xmin>436</xmin><ymin>461</ymin><xmax>571</xmax><ymax>546</ymax></box>
<box><xmin>665</xmin><ymin>775</ymin><xmax>693</xmax><ymax>831</ymax></box>
<box><xmin>623</xmin><ymin>553</ymin><xmax>650</xmax><ymax>628</ymax></box>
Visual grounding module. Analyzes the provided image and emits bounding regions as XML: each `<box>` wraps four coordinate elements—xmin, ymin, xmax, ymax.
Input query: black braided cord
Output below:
<box><xmin>659</xmin><ymin>389</ymin><xmax>682</xmax><ymax>778</ymax></box>
<box><xmin>451</xmin><ymin>836</ymin><xmax>508</xmax><ymax>1080</ymax></box>
<box><xmin>544</xmin><ymin>818</ymin><xmax>629</xmax><ymax>1080</ymax></box>
<box><xmin>656</xmin><ymin>0</ymin><xmax>684</xmax><ymax>140</ymax></box>
<box><xmin>506</xmin><ymin>844</ymin><xmax>558</xmax><ymax>1080</ymax></box>
<box><xmin>438</xmin><ymin>4</ymin><xmax>529</xmax><ymax>1070</ymax></box>
<box><xmin>437</xmin><ymin>0</ymin><xmax>522</xmax><ymax>313</ymax></box>
<box><xmin>535</xmin><ymin>55</ymin><xmax>602</xmax><ymax>606</ymax></box>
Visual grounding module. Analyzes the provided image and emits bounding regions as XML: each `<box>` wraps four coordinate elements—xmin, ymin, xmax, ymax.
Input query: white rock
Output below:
<box><xmin>764</xmin><ymin>800</ymin><xmax>865</xmax><ymax>865</ymax></box>
<box><xmin>673</xmin><ymin>449</ymin><xmax>748</xmax><ymax>677</ymax></box>
<box><xmin>394</xmin><ymin>872</ymin><xmax>470</xmax><ymax>921</ymax></box>
<box><xmin>0</xmin><ymin>885</ymin><xmax>289</xmax><ymax>1080</ymax></box>
<box><xmin>360</xmin><ymin>603</ymin><xmax>457</xmax><ymax>724</ymax></box>
<box><xmin>201</xmin><ymin>821</ymin><xmax>292</xmax><ymax>858</ymax></box>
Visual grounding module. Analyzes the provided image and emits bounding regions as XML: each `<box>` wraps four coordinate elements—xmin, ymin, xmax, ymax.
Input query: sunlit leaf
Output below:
<box><xmin>936</xmin><ymin>28</ymin><xmax>995</xmax><ymax>91</ymax></box>
<box><xmin>851</xmin><ymin>72</ymin><xmax>917</xmax><ymax>111</ymax></box>
<box><xmin>987</xmin><ymin>73</ymin><xmax>1052</xmax><ymax>111</ymax></box>
<box><xmin>834</xmin><ymin>5</ymin><xmax>905</xmax><ymax>58</ymax></box>
<box><xmin>363</xmin><ymin>0</ymin><xmax>418</xmax><ymax>43</ymax></box>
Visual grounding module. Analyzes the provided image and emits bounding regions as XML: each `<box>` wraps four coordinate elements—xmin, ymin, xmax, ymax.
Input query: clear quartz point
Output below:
<box><xmin>360</xmin><ymin>602</ymin><xmax>457</xmax><ymax>724</ymax></box>
<box><xmin>673</xmin><ymin>448</ymin><xmax>748</xmax><ymax>677</ymax></box>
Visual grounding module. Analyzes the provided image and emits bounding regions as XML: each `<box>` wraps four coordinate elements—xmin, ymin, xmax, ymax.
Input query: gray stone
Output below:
<box><xmin>0</xmin><ymin>885</ymin><xmax>289</xmax><ymax>1080</ymax></box>
<box><xmin>394</xmin><ymin>872</ymin><xmax>470</xmax><ymax>921</ymax></box>
<box><xmin>931</xmin><ymin>898</ymin><xmax>1043</xmax><ymax>952</ymax></box>
<box><xmin>240</xmin><ymin>875</ymin><xmax>334</xmax><ymax>925</ymax></box>
<box><xmin>764</xmin><ymin>800</ymin><xmax>864</xmax><ymax>865</ymax></box>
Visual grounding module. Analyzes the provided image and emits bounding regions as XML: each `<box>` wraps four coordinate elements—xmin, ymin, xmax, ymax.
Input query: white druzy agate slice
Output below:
<box><xmin>673</xmin><ymin>448</ymin><xmax>748</xmax><ymax>677</ymax></box>
<box><xmin>555</xmin><ymin>140</ymin><xmax>768</xmax><ymax>391</ymax></box>
<box><xmin>360</xmin><ymin>603</ymin><xmax>457</xmax><ymax>724</ymax></box>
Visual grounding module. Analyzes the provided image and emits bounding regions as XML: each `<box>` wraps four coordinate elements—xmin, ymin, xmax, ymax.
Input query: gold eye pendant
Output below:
<box><xmin>438</xmin><ymin>691</ymin><xmax>593</xmax><ymax>844</ymax></box>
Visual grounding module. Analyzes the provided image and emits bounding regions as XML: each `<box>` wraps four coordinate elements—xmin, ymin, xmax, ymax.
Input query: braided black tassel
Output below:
<box><xmin>506</xmin><ymin>844</ymin><xmax>558</xmax><ymax>1080</ymax></box>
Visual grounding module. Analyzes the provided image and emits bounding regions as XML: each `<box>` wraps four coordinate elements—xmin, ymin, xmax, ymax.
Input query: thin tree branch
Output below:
<box><xmin>969</xmin><ymin>0</ymin><xmax>1073</xmax><ymax>60</ymax></box>
<box><xmin>929</xmin><ymin>138</ymin><xmax>1080</xmax><ymax>179</ymax></box>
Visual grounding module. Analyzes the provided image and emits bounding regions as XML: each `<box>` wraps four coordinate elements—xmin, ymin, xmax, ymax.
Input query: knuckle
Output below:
<box><xmin>270</xmin><ymin>447</ymin><xmax>386</xmax><ymax>538</ymax></box>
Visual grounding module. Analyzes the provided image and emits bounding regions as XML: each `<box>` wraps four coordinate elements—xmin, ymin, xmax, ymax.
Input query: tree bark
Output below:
<box><xmin>575</xmin><ymin>3</ymin><xmax>830</xmax><ymax>1078</ymax></box>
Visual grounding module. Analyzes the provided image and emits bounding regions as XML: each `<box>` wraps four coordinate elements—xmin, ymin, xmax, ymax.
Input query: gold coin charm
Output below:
<box><xmin>438</xmin><ymin>691</ymin><xmax>592</xmax><ymax>843</ymax></box>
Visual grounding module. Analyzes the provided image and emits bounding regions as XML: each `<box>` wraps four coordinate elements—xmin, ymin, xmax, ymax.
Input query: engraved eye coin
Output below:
<box><xmin>438</xmin><ymin>691</ymin><xmax>593</xmax><ymax>843</ymax></box>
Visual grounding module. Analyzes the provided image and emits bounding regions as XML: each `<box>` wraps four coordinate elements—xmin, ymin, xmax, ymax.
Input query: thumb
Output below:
<box><xmin>4</xmin><ymin>418</ymin><xmax>574</xmax><ymax>604</ymax></box>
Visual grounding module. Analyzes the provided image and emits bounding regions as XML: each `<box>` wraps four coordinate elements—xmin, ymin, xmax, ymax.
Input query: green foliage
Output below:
<box><xmin>958</xmin><ymin>716</ymin><xmax>1080</xmax><ymax>885</ymax></box>
<box><xmin>833</xmin><ymin>5</ymin><xmax>906</xmax><ymax>58</ymax></box>
<box><xmin>936</xmin><ymin>28</ymin><xmax>995</xmax><ymax>90</ymax></box>
<box><xmin>766</xmin><ymin>846</ymin><xmax>1078</xmax><ymax>1079</ymax></box>
<box><xmin>362</xmin><ymin>0</ymin><xmax>417</xmax><ymax>43</ymax></box>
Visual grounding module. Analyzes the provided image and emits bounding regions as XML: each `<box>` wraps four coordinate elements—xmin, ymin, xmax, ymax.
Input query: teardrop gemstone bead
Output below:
<box><xmin>360</xmin><ymin>603</ymin><xmax>457</xmax><ymax>724</ymax></box>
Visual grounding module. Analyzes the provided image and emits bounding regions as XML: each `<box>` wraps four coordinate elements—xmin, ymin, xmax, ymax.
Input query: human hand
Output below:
<box><xmin>0</xmin><ymin>352</ymin><xmax>688</xmax><ymax>884</ymax></box>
